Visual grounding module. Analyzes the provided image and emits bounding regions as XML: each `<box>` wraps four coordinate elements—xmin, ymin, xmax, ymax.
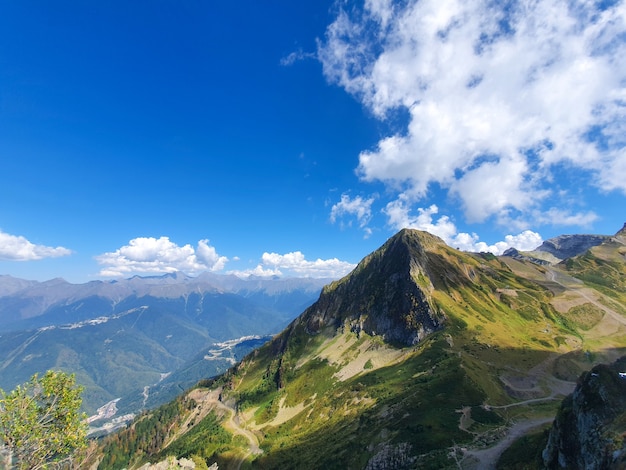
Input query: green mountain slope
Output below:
<box><xmin>95</xmin><ymin>227</ymin><xmax>626</xmax><ymax>469</ymax></box>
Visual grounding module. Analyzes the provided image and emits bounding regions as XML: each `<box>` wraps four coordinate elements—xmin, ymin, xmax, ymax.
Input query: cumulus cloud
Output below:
<box><xmin>330</xmin><ymin>193</ymin><xmax>375</xmax><ymax>236</ymax></box>
<box><xmin>229</xmin><ymin>251</ymin><xmax>356</xmax><ymax>279</ymax></box>
<box><xmin>96</xmin><ymin>237</ymin><xmax>228</xmax><ymax>277</ymax></box>
<box><xmin>196</xmin><ymin>239</ymin><xmax>228</xmax><ymax>271</ymax></box>
<box><xmin>0</xmin><ymin>230</ymin><xmax>72</xmax><ymax>261</ymax></box>
<box><xmin>384</xmin><ymin>201</ymin><xmax>543</xmax><ymax>255</ymax></box>
<box><xmin>318</xmin><ymin>0</ymin><xmax>626</xmax><ymax>226</ymax></box>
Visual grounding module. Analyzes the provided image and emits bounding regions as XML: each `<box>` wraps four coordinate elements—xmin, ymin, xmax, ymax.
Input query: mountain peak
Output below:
<box><xmin>387</xmin><ymin>228</ymin><xmax>447</xmax><ymax>255</ymax></box>
<box><xmin>535</xmin><ymin>234</ymin><xmax>609</xmax><ymax>260</ymax></box>
<box><xmin>299</xmin><ymin>229</ymin><xmax>446</xmax><ymax>346</ymax></box>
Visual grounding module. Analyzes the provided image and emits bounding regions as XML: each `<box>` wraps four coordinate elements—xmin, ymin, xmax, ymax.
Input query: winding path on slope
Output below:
<box><xmin>214</xmin><ymin>399</ymin><xmax>263</xmax><ymax>469</ymax></box>
<box><xmin>455</xmin><ymin>265</ymin><xmax>623</xmax><ymax>468</ymax></box>
<box><xmin>459</xmin><ymin>418</ymin><xmax>553</xmax><ymax>469</ymax></box>
<box><xmin>185</xmin><ymin>389</ymin><xmax>262</xmax><ymax>470</ymax></box>
<box><xmin>457</xmin><ymin>338</ymin><xmax>577</xmax><ymax>468</ymax></box>
<box><xmin>547</xmin><ymin>268</ymin><xmax>626</xmax><ymax>327</ymax></box>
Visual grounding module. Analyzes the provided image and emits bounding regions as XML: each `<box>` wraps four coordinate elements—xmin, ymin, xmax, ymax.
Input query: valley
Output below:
<box><xmin>0</xmin><ymin>273</ymin><xmax>327</xmax><ymax>428</ymax></box>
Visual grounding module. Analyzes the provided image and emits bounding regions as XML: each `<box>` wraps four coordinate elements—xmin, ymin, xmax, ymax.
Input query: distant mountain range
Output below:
<box><xmin>89</xmin><ymin>224</ymin><xmax>626</xmax><ymax>469</ymax></box>
<box><xmin>0</xmin><ymin>272</ymin><xmax>330</xmax><ymax>419</ymax></box>
<box><xmin>503</xmin><ymin>224</ymin><xmax>625</xmax><ymax>264</ymax></box>
<box><xmin>0</xmin><ymin>271</ymin><xmax>328</xmax><ymax>332</ymax></box>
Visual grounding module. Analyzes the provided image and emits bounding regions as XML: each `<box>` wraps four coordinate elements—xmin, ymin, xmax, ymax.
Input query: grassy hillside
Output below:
<box><xmin>94</xmin><ymin>228</ymin><xmax>626</xmax><ymax>469</ymax></box>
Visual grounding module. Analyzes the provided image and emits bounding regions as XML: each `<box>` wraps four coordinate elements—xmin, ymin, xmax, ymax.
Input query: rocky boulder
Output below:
<box><xmin>543</xmin><ymin>358</ymin><xmax>626</xmax><ymax>469</ymax></box>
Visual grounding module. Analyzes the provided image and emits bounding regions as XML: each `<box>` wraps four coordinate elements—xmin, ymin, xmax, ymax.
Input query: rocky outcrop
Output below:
<box><xmin>365</xmin><ymin>442</ymin><xmax>417</xmax><ymax>469</ymax></box>
<box><xmin>615</xmin><ymin>223</ymin><xmax>626</xmax><ymax>243</ymax></box>
<box><xmin>535</xmin><ymin>234</ymin><xmax>609</xmax><ymax>261</ymax></box>
<box><xmin>300</xmin><ymin>229</ymin><xmax>446</xmax><ymax>346</ymax></box>
<box><xmin>501</xmin><ymin>247</ymin><xmax>554</xmax><ymax>265</ymax></box>
<box><xmin>543</xmin><ymin>358</ymin><xmax>626</xmax><ymax>469</ymax></box>
<box><xmin>137</xmin><ymin>457</ymin><xmax>220</xmax><ymax>469</ymax></box>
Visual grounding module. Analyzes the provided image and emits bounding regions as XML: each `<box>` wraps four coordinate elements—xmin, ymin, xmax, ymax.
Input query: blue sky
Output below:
<box><xmin>1</xmin><ymin>0</ymin><xmax>625</xmax><ymax>283</ymax></box>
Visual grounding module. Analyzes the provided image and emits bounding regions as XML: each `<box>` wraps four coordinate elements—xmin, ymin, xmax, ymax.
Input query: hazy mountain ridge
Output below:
<box><xmin>0</xmin><ymin>273</ymin><xmax>328</xmax><ymax>417</ymax></box>
<box><xmin>0</xmin><ymin>275</ymin><xmax>39</xmax><ymax>297</ymax></box>
<box><xmin>92</xmin><ymin>225</ymin><xmax>626</xmax><ymax>469</ymax></box>
<box><xmin>0</xmin><ymin>272</ymin><xmax>330</xmax><ymax>332</ymax></box>
<box><xmin>504</xmin><ymin>225</ymin><xmax>626</xmax><ymax>265</ymax></box>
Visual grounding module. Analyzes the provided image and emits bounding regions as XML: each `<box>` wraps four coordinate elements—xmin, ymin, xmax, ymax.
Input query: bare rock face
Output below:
<box><xmin>615</xmin><ymin>223</ymin><xmax>626</xmax><ymax>243</ymax></box>
<box><xmin>365</xmin><ymin>442</ymin><xmax>417</xmax><ymax>469</ymax></box>
<box><xmin>501</xmin><ymin>247</ymin><xmax>553</xmax><ymax>265</ymax></box>
<box><xmin>535</xmin><ymin>234</ymin><xmax>609</xmax><ymax>260</ymax></box>
<box><xmin>543</xmin><ymin>358</ymin><xmax>626</xmax><ymax>469</ymax></box>
<box><xmin>300</xmin><ymin>229</ymin><xmax>446</xmax><ymax>346</ymax></box>
<box><xmin>136</xmin><ymin>457</ymin><xmax>198</xmax><ymax>469</ymax></box>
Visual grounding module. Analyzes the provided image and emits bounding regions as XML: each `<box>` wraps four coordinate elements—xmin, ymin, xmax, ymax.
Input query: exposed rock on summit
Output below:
<box><xmin>299</xmin><ymin>229</ymin><xmax>446</xmax><ymax>346</ymax></box>
<box><xmin>615</xmin><ymin>222</ymin><xmax>626</xmax><ymax>243</ymax></box>
<box><xmin>535</xmin><ymin>234</ymin><xmax>609</xmax><ymax>261</ymax></box>
<box><xmin>501</xmin><ymin>247</ymin><xmax>553</xmax><ymax>265</ymax></box>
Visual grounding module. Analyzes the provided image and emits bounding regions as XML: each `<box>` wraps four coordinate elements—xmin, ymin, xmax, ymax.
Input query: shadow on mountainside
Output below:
<box><xmin>180</xmin><ymin>345</ymin><xmax>626</xmax><ymax>470</ymax></box>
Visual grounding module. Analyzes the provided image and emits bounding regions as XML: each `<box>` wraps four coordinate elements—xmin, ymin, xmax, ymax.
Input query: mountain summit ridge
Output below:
<box><xmin>299</xmin><ymin>229</ymin><xmax>446</xmax><ymax>346</ymax></box>
<box><xmin>535</xmin><ymin>234</ymin><xmax>610</xmax><ymax>260</ymax></box>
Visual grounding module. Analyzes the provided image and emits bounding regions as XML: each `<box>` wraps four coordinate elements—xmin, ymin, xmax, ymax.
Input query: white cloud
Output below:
<box><xmin>196</xmin><ymin>239</ymin><xmax>228</xmax><ymax>271</ymax></box>
<box><xmin>280</xmin><ymin>48</ymin><xmax>316</xmax><ymax>66</ymax></box>
<box><xmin>472</xmin><ymin>231</ymin><xmax>544</xmax><ymax>255</ymax></box>
<box><xmin>330</xmin><ymin>193</ymin><xmax>375</xmax><ymax>236</ymax></box>
<box><xmin>231</xmin><ymin>264</ymin><xmax>283</xmax><ymax>279</ymax></box>
<box><xmin>526</xmin><ymin>208</ymin><xmax>599</xmax><ymax>229</ymax></box>
<box><xmin>318</xmin><ymin>0</ymin><xmax>626</xmax><ymax>226</ymax></box>
<box><xmin>96</xmin><ymin>237</ymin><xmax>228</xmax><ymax>277</ymax></box>
<box><xmin>384</xmin><ymin>201</ymin><xmax>459</xmax><ymax>241</ymax></box>
<box><xmin>449</xmin><ymin>156</ymin><xmax>535</xmax><ymax>223</ymax></box>
<box><xmin>100</xmin><ymin>239</ymin><xmax>355</xmax><ymax>280</ymax></box>
<box><xmin>0</xmin><ymin>230</ymin><xmax>72</xmax><ymax>261</ymax></box>
<box><xmin>229</xmin><ymin>251</ymin><xmax>356</xmax><ymax>279</ymax></box>
<box><xmin>383</xmin><ymin>201</ymin><xmax>543</xmax><ymax>255</ymax></box>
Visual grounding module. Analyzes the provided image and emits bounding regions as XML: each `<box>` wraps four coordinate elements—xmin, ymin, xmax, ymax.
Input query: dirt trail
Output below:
<box><xmin>214</xmin><ymin>400</ymin><xmax>262</xmax><ymax>469</ymax></box>
<box><xmin>459</xmin><ymin>418</ymin><xmax>553</xmax><ymax>469</ymax></box>
<box><xmin>492</xmin><ymin>353</ymin><xmax>576</xmax><ymax>409</ymax></box>
<box><xmin>547</xmin><ymin>268</ymin><xmax>626</xmax><ymax>327</ymax></box>
<box><xmin>453</xmin><ymin>266</ymin><xmax>617</xmax><ymax>468</ymax></box>
<box><xmin>457</xmin><ymin>406</ymin><xmax>474</xmax><ymax>433</ymax></box>
<box><xmin>458</xmin><ymin>349</ymin><xmax>574</xmax><ymax>468</ymax></box>
<box><xmin>174</xmin><ymin>389</ymin><xmax>262</xmax><ymax>470</ymax></box>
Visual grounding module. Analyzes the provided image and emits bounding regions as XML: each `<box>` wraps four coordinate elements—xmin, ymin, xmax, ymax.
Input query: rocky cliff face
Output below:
<box><xmin>543</xmin><ymin>357</ymin><xmax>626</xmax><ymax>469</ymax></box>
<box><xmin>298</xmin><ymin>229</ymin><xmax>446</xmax><ymax>346</ymax></box>
<box><xmin>615</xmin><ymin>223</ymin><xmax>626</xmax><ymax>243</ymax></box>
<box><xmin>501</xmin><ymin>247</ymin><xmax>554</xmax><ymax>265</ymax></box>
<box><xmin>535</xmin><ymin>234</ymin><xmax>610</xmax><ymax>260</ymax></box>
